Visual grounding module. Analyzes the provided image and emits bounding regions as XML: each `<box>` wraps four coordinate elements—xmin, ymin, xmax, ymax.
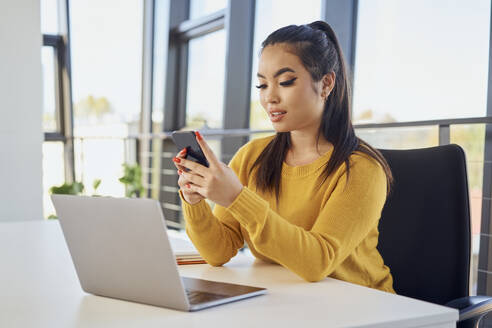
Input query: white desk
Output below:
<box><xmin>0</xmin><ymin>221</ymin><xmax>458</xmax><ymax>328</ymax></box>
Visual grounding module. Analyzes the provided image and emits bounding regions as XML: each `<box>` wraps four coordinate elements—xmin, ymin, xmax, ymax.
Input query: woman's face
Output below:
<box><xmin>256</xmin><ymin>43</ymin><xmax>333</xmax><ymax>133</ymax></box>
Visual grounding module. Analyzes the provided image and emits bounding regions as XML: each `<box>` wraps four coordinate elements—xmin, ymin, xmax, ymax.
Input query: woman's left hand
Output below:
<box><xmin>173</xmin><ymin>131</ymin><xmax>244</xmax><ymax>208</ymax></box>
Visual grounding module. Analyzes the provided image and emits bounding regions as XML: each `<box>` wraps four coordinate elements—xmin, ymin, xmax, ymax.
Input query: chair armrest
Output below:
<box><xmin>445</xmin><ymin>296</ymin><xmax>492</xmax><ymax>322</ymax></box>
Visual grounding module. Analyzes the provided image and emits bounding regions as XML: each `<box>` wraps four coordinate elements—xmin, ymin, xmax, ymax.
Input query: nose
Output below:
<box><xmin>264</xmin><ymin>85</ymin><xmax>280</xmax><ymax>104</ymax></box>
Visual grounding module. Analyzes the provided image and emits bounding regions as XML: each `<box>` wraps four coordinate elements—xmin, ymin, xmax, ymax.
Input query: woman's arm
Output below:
<box><xmin>176</xmin><ymin>133</ymin><xmax>248</xmax><ymax>266</ymax></box>
<box><xmin>179</xmin><ymin>192</ymin><xmax>244</xmax><ymax>266</ymax></box>
<box><xmin>225</xmin><ymin>157</ymin><xmax>387</xmax><ymax>282</ymax></box>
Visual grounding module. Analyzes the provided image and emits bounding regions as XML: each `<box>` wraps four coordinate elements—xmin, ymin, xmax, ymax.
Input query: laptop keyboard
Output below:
<box><xmin>185</xmin><ymin>289</ymin><xmax>228</xmax><ymax>304</ymax></box>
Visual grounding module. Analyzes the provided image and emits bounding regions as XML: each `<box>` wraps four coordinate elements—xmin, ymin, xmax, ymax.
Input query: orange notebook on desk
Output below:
<box><xmin>168</xmin><ymin>231</ymin><xmax>206</xmax><ymax>265</ymax></box>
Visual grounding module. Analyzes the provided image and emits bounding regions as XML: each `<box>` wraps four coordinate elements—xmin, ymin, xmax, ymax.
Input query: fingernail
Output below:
<box><xmin>177</xmin><ymin>169</ymin><xmax>182</xmax><ymax>175</ymax></box>
<box><xmin>181</xmin><ymin>147</ymin><xmax>187</xmax><ymax>154</ymax></box>
<box><xmin>195</xmin><ymin>131</ymin><xmax>203</xmax><ymax>141</ymax></box>
<box><xmin>173</xmin><ymin>157</ymin><xmax>181</xmax><ymax>163</ymax></box>
<box><xmin>186</xmin><ymin>183</ymin><xmax>191</xmax><ymax>188</ymax></box>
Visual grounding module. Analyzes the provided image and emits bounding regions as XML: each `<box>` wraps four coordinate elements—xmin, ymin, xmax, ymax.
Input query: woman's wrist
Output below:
<box><xmin>179</xmin><ymin>190</ymin><xmax>203</xmax><ymax>206</ymax></box>
<box><xmin>185</xmin><ymin>198</ymin><xmax>202</xmax><ymax>205</ymax></box>
<box><xmin>225</xmin><ymin>185</ymin><xmax>244</xmax><ymax>208</ymax></box>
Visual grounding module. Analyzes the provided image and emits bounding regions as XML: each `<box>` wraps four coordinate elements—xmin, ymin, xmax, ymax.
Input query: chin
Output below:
<box><xmin>272</xmin><ymin>125</ymin><xmax>292</xmax><ymax>133</ymax></box>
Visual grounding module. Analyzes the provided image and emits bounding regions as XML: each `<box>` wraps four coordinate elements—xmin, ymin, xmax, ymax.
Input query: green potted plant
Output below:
<box><xmin>119</xmin><ymin>163</ymin><xmax>144</xmax><ymax>198</ymax></box>
<box><xmin>48</xmin><ymin>179</ymin><xmax>102</xmax><ymax>219</ymax></box>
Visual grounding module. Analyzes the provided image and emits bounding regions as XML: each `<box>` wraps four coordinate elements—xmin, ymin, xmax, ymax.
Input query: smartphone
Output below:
<box><xmin>171</xmin><ymin>131</ymin><xmax>209</xmax><ymax>168</ymax></box>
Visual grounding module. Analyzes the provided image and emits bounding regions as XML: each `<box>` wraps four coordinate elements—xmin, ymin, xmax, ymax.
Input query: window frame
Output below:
<box><xmin>42</xmin><ymin>0</ymin><xmax>75</xmax><ymax>184</ymax></box>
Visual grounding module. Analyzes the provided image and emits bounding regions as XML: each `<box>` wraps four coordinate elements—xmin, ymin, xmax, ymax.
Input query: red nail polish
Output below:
<box><xmin>173</xmin><ymin>157</ymin><xmax>181</xmax><ymax>163</ymax></box>
<box><xmin>177</xmin><ymin>169</ymin><xmax>182</xmax><ymax>175</ymax></box>
<box><xmin>181</xmin><ymin>147</ymin><xmax>187</xmax><ymax>154</ymax></box>
<box><xmin>195</xmin><ymin>131</ymin><xmax>203</xmax><ymax>141</ymax></box>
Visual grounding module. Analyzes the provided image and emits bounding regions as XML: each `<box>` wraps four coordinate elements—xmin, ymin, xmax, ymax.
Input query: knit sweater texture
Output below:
<box><xmin>179</xmin><ymin>135</ymin><xmax>395</xmax><ymax>293</ymax></box>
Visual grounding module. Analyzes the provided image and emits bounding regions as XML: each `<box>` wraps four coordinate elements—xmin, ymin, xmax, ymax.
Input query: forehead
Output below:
<box><xmin>258</xmin><ymin>44</ymin><xmax>305</xmax><ymax>77</ymax></box>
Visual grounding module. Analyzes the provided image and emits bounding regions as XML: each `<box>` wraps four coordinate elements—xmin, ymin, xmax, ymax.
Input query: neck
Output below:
<box><xmin>288</xmin><ymin>130</ymin><xmax>332</xmax><ymax>155</ymax></box>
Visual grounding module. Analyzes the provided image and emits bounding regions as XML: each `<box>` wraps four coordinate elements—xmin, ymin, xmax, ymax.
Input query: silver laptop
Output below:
<box><xmin>51</xmin><ymin>194</ymin><xmax>266</xmax><ymax>311</ymax></box>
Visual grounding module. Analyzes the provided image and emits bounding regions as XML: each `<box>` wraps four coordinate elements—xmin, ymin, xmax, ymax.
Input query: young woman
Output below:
<box><xmin>172</xmin><ymin>21</ymin><xmax>395</xmax><ymax>293</ymax></box>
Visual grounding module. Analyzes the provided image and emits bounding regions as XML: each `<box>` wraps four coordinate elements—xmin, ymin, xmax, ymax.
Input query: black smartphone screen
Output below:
<box><xmin>171</xmin><ymin>131</ymin><xmax>209</xmax><ymax>168</ymax></box>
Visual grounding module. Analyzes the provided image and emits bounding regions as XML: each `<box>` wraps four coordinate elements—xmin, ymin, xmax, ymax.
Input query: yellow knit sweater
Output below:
<box><xmin>179</xmin><ymin>135</ymin><xmax>395</xmax><ymax>293</ymax></box>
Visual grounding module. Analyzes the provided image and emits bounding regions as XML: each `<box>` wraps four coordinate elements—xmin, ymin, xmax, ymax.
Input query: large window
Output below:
<box><xmin>189</xmin><ymin>0</ymin><xmax>227</xmax><ymax>19</ymax></box>
<box><xmin>186</xmin><ymin>29</ymin><xmax>227</xmax><ymax>129</ymax></box>
<box><xmin>41</xmin><ymin>0</ymin><xmax>71</xmax><ymax>219</ymax></box>
<box><xmin>150</xmin><ymin>0</ymin><xmax>169</xmax><ymax>132</ymax></box>
<box><xmin>41</xmin><ymin>44</ymin><xmax>63</xmax><ymax>218</ymax></box>
<box><xmin>249</xmin><ymin>0</ymin><xmax>323</xmax><ymax>131</ymax></box>
<box><xmin>353</xmin><ymin>0</ymin><xmax>491</xmax><ymax>124</ymax></box>
<box><xmin>41</xmin><ymin>0</ymin><xmax>59</xmax><ymax>34</ymax></box>
<box><xmin>68</xmin><ymin>0</ymin><xmax>143</xmax><ymax>197</ymax></box>
<box><xmin>41</xmin><ymin>46</ymin><xmax>58</xmax><ymax>133</ymax></box>
<box><xmin>41</xmin><ymin>0</ymin><xmax>64</xmax><ymax>136</ymax></box>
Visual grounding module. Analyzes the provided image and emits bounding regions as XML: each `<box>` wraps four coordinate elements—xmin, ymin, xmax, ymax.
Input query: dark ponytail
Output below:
<box><xmin>249</xmin><ymin>21</ymin><xmax>393</xmax><ymax>203</ymax></box>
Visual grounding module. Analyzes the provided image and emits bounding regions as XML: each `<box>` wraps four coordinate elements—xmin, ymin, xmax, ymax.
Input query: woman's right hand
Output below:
<box><xmin>173</xmin><ymin>148</ymin><xmax>205</xmax><ymax>205</ymax></box>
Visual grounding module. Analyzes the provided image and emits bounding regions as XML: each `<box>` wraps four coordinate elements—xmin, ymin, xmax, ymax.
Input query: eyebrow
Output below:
<box><xmin>257</xmin><ymin>67</ymin><xmax>296</xmax><ymax>79</ymax></box>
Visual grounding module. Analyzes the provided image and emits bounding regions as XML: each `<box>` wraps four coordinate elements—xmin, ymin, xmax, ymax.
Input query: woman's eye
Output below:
<box><xmin>280</xmin><ymin>77</ymin><xmax>297</xmax><ymax>86</ymax></box>
<box><xmin>255</xmin><ymin>77</ymin><xmax>296</xmax><ymax>89</ymax></box>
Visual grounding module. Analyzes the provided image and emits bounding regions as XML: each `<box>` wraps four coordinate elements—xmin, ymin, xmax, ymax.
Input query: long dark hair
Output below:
<box><xmin>249</xmin><ymin>21</ymin><xmax>393</xmax><ymax>203</ymax></box>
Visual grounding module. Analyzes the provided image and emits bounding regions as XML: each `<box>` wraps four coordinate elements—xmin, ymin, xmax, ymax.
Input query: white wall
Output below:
<box><xmin>0</xmin><ymin>0</ymin><xmax>43</xmax><ymax>221</ymax></box>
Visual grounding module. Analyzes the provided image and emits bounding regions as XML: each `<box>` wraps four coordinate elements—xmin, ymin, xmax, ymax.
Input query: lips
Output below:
<box><xmin>268</xmin><ymin>109</ymin><xmax>287</xmax><ymax>122</ymax></box>
<box><xmin>268</xmin><ymin>109</ymin><xmax>287</xmax><ymax>117</ymax></box>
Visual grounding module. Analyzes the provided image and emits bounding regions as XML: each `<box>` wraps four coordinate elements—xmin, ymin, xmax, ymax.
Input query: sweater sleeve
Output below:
<box><xmin>179</xmin><ymin>147</ymin><xmax>246</xmax><ymax>266</ymax></box>
<box><xmin>225</xmin><ymin>156</ymin><xmax>387</xmax><ymax>282</ymax></box>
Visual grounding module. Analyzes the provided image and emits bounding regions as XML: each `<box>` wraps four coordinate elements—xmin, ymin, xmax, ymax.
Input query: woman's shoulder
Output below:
<box><xmin>350</xmin><ymin>150</ymin><xmax>381</xmax><ymax>166</ymax></box>
<box><xmin>346</xmin><ymin>149</ymin><xmax>386</xmax><ymax>181</ymax></box>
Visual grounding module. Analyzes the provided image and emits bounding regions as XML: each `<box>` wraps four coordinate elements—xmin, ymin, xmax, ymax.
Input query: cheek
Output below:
<box><xmin>259</xmin><ymin>92</ymin><xmax>267</xmax><ymax>109</ymax></box>
<box><xmin>287</xmin><ymin>86</ymin><xmax>316</xmax><ymax>108</ymax></box>
<box><xmin>289</xmin><ymin>87</ymin><xmax>323</xmax><ymax>118</ymax></box>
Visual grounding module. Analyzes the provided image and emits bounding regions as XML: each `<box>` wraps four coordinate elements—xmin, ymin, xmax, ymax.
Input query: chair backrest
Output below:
<box><xmin>377</xmin><ymin>145</ymin><xmax>471</xmax><ymax>305</ymax></box>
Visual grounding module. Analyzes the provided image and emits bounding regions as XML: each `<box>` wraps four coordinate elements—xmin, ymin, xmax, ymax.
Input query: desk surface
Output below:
<box><xmin>0</xmin><ymin>221</ymin><xmax>458</xmax><ymax>328</ymax></box>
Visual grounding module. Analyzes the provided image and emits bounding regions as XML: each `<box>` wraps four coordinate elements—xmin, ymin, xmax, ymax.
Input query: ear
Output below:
<box><xmin>322</xmin><ymin>72</ymin><xmax>336</xmax><ymax>96</ymax></box>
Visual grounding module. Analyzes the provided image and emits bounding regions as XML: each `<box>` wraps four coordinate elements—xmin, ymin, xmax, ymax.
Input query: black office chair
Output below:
<box><xmin>377</xmin><ymin>145</ymin><xmax>492</xmax><ymax>328</ymax></box>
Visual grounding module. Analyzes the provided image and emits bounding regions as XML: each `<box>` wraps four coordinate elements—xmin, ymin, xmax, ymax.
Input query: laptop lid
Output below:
<box><xmin>51</xmin><ymin>194</ymin><xmax>191</xmax><ymax>311</ymax></box>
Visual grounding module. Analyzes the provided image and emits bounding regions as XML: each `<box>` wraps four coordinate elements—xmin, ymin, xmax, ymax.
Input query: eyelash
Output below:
<box><xmin>255</xmin><ymin>77</ymin><xmax>297</xmax><ymax>89</ymax></box>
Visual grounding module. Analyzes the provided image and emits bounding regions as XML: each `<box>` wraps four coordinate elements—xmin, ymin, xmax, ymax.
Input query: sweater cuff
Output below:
<box><xmin>178</xmin><ymin>190</ymin><xmax>211</xmax><ymax>227</ymax></box>
<box><xmin>226</xmin><ymin>187</ymin><xmax>269</xmax><ymax>230</ymax></box>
